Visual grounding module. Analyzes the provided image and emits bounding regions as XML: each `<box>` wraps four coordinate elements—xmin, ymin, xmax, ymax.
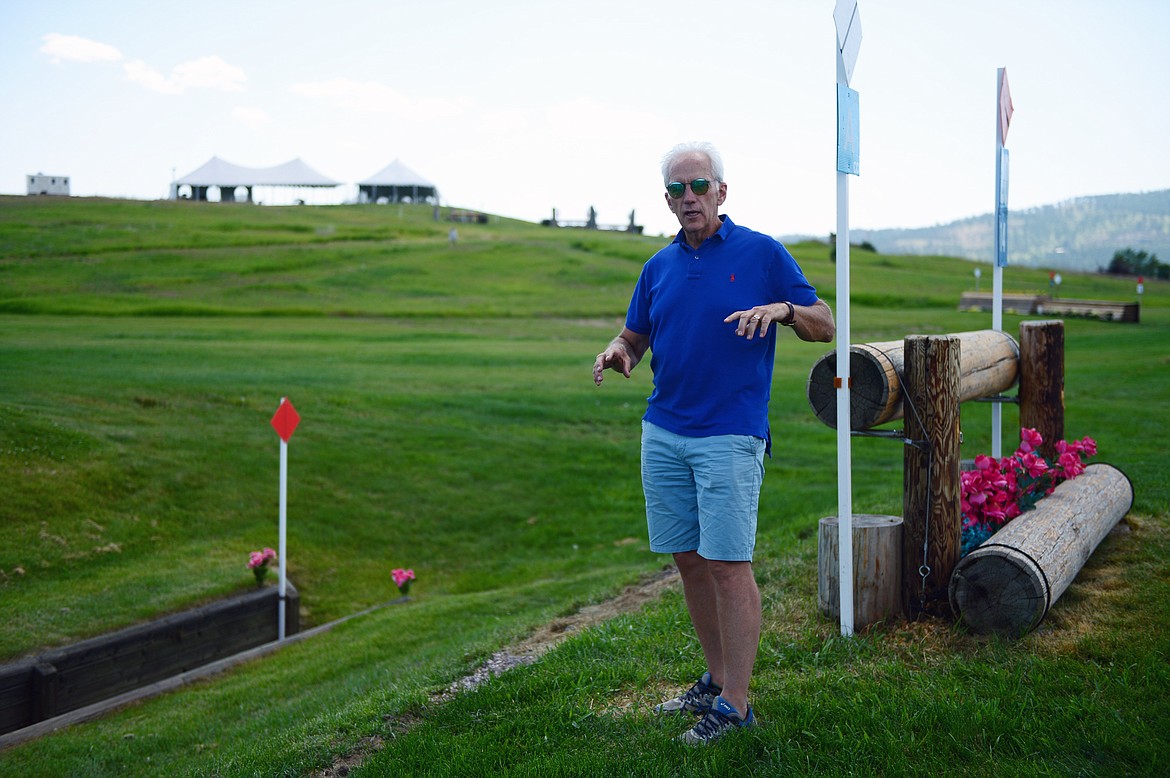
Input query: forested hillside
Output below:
<box><xmin>819</xmin><ymin>190</ymin><xmax>1170</xmax><ymax>271</ymax></box>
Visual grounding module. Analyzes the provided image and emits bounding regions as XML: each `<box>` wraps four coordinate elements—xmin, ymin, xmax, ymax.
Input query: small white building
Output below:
<box><xmin>27</xmin><ymin>173</ymin><xmax>70</xmax><ymax>196</ymax></box>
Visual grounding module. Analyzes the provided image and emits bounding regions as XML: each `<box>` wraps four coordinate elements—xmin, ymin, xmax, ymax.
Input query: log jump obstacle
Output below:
<box><xmin>959</xmin><ymin>292</ymin><xmax>1140</xmax><ymax>323</ymax></box>
<box><xmin>806</xmin><ymin>329</ymin><xmax>1020</xmax><ymax>431</ymax></box>
<box><xmin>949</xmin><ymin>463</ymin><xmax>1133</xmax><ymax>636</ymax></box>
<box><xmin>810</xmin><ymin>321</ymin><xmax>1114</xmax><ymax>630</ymax></box>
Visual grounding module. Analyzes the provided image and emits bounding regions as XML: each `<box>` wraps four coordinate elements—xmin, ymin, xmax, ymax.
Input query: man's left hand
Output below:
<box><xmin>724</xmin><ymin>302</ymin><xmax>789</xmax><ymax>340</ymax></box>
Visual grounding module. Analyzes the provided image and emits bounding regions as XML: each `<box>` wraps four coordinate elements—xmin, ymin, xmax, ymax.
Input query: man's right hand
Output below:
<box><xmin>594</xmin><ymin>344</ymin><xmax>632</xmax><ymax>385</ymax></box>
<box><xmin>593</xmin><ymin>329</ymin><xmax>647</xmax><ymax>386</ymax></box>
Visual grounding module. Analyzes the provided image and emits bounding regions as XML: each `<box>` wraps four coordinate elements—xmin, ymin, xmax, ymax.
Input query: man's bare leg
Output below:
<box><xmin>674</xmin><ymin>551</ymin><xmax>724</xmax><ymax>685</ymax></box>
<box><xmin>707</xmin><ymin>559</ymin><xmax>760</xmax><ymax>714</ymax></box>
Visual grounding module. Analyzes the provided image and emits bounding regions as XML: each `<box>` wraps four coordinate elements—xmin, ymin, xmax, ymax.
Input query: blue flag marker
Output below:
<box><xmin>837</xmin><ymin>84</ymin><xmax>860</xmax><ymax>175</ymax></box>
<box><xmin>995</xmin><ymin>147</ymin><xmax>1009</xmax><ymax>267</ymax></box>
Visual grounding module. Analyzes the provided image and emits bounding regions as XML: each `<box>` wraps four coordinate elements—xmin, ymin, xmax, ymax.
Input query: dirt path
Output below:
<box><xmin>317</xmin><ymin>565</ymin><xmax>679</xmax><ymax>776</ymax></box>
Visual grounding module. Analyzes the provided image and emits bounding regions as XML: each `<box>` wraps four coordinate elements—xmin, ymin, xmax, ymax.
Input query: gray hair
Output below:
<box><xmin>660</xmin><ymin>141</ymin><xmax>725</xmax><ymax>185</ymax></box>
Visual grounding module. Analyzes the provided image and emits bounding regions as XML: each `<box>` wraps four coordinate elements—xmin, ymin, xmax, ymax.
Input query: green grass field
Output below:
<box><xmin>1</xmin><ymin>196</ymin><xmax>1167</xmax><ymax>775</ymax></box>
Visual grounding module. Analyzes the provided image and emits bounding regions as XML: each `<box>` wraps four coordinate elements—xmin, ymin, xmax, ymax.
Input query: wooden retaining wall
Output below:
<box><xmin>0</xmin><ymin>584</ymin><xmax>298</xmax><ymax>737</ymax></box>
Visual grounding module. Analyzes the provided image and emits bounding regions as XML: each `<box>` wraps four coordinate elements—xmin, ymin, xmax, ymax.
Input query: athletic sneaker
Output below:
<box><xmin>680</xmin><ymin>696</ymin><xmax>757</xmax><ymax>745</ymax></box>
<box><xmin>654</xmin><ymin>671</ymin><xmax>721</xmax><ymax>715</ymax></box>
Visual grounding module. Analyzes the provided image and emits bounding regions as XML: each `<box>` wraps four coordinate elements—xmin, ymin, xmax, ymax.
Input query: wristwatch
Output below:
<box><xmin>780</xmin><ymin>302</ymin><xmax>796</xmax><ymax>326</ymax></box>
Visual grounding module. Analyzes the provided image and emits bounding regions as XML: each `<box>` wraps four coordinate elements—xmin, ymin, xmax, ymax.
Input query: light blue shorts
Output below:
<box><xmin>640</xmin><ymin>420</ymin><xmax>766</xmax><ymax>562</ymax></box>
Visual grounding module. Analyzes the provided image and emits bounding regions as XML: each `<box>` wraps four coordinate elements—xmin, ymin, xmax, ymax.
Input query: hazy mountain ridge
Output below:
<box><xmin>788</xmin><ymin>190</ymin><xmax>1170</xmax><ymax>272</ymax></box>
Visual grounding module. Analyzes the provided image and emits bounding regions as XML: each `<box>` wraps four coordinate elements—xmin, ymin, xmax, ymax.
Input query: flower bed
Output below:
<box><xmin>961</xmin><ymin>428</ymin><xmax>1097</xmax><ymax>556</ymax></box>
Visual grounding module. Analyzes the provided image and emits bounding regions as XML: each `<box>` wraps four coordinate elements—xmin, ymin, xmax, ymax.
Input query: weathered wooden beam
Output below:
<box><xmin>902</xmin><ymin>335</ymin><xmax>962</xmax><ymax>618</ymax></box>
<box><xmin>806</xmin><ymin>329</ymin><xmax>1019</xmax><ymax>430</ymax></box>
<box><xmin>949</xmin><ymin>463</ymin><xmax>1133</xmax><ymax>637</ymax></box>
<box><xmin>1018</xmin><ymin>320</ymin><xmax>1064</xmax><ymax>460</ymax></box>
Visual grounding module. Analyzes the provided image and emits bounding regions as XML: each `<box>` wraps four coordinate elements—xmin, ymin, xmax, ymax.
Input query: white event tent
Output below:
<box><xmin>171</xmin><ymin>157</ymin><xmax>341</xmax><ymax>204</ymax></box>
<box><xmin>357</xmin><ymin>160</ymin><xmax>438</xmax><ymax>204</ymax></box>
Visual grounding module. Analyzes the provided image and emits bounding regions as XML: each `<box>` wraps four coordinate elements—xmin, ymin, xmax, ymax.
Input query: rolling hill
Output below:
<box><xmin>789</xmin><ymin>189</ymin><xmax>1170</xmax><ymax>272</ymax></box>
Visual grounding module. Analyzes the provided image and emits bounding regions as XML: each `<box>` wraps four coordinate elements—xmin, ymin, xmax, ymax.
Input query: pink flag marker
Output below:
<box><xmin>998</xmin><ymin>68</ymin><xmax>1014</xmax><ymax>145</ymax></box>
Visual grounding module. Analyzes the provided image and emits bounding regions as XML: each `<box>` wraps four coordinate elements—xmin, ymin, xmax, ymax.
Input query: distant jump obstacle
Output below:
<box><xmin>541</xmin><ymin>207</ymin><xmax>643</xmax><ymax>234</ymax></box>
<box><xmin>959</xmin><ymin>292</ymin><xmax>1139</xmax><ymax>323</ymax></box>
<box><xmin>809</xmin><ymin>321</ymin><xmax>1132</xmax><ymax>635</ymax></box>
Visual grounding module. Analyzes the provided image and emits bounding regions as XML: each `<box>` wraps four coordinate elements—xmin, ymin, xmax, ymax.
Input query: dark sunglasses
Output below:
<box><xmin>666</xmin><ymin>179</ymin><xmax>714</xmax><ymax>199</ymax></box>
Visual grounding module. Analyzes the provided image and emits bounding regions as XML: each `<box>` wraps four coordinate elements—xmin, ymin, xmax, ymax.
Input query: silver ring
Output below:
<box><xmin>752</xmin><ymin>314</ymin><xmax>761</xmax><ymax>320</ymax></box>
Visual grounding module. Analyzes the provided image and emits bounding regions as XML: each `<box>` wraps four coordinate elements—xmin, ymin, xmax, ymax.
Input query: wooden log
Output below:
<box><xmin>806</xmin><ymin>329</ymin><xmax>1019</xmax><ymax>429</ymax></box>
<box><xmin>949</xmin><ymin>463</ymin><xmax>1133</xmax><ymax>637</ymax></box>
<box><xmin>1018</xmin><ymin>320</ymin><xmax>1064</xmax><ymax>461</ymax></box>
<box><xmin>902</xmin><ymin>335</ymin><xmax>962</xmax><ymax>618</ymax></box>
<box><xmin>818</xmin><ymin>514</ymin><xmax>903</xmax><ymax>629</ymax></box>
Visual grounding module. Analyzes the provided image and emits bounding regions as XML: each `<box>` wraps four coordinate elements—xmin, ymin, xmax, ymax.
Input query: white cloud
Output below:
<box><xmin>290</xmin><ymin>77</ymin><xmax>468</xmax><ymax>120</ymax></box>
<box><xmin>123</xmin><ymin>55</ymin><xmax>246</xmax><ymax>94</ymax></box>
<box><xmin>172</xmin><ymin>56</ymin><xmax>246</xmax><ymax>92</ymax></box>
<box><xmin>40</xmin><ymin>33</ymin><xmax>122</xmax><ymax>64</ymax></box>
<box><xmin>123</xmin><ymin>59</ymin><xmax>183</xmax><ymax>94</ymax></box>
<box><xmin>233</xmin><ymin>106</ymin><xmax>271</xmax><ymax>131</ymax></box>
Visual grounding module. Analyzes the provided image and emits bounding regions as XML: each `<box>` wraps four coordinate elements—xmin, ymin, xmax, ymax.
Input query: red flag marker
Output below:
<box><xmin>270</xmin><ymin>397</ymin><xmax>299</xmax><ymax>640</ymax></box>
<box><xmin>271</xmin><ymin>398</ymin><xmax>300</xmax><ymax>443</ymax></box>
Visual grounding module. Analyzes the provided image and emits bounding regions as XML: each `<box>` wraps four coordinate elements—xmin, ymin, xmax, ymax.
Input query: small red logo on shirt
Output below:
<box><xmin>729</xmin><ymin>273</ymin><xmax>736</xmax><ymax>282</ymax></box>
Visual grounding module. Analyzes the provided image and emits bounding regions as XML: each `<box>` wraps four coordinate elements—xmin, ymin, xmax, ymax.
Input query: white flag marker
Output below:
<box><xmin>270</xmin><ymin>397</ymin><xmax>300</xmax><ymax>640</ymax></box>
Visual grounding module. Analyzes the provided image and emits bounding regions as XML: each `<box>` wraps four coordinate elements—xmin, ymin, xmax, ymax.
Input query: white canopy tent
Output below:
<box><xmin>357</xmin><ymin>159</ymin><xmax>438</xmax><ymax>204</ymax></box>
<box><xmin>171</xmin><ymin>157</ymin><xmax>341</xmax><ymax>204</ymax></box>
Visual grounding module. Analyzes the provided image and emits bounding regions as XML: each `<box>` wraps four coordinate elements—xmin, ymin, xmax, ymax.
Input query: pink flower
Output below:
<box><xmin>247</xmin><ymin>548</ymin><xmax>277</xmax><ymax>585</ymax></box>
<box><xmin>391</xmin><ymin>567</ymin><xmax>416</xmax><ymax>594</ymax></box>
<box><xmin>961</xmin><ymin>427</ymin><xmax>1097</xmax><ymax>545</ymax></box>
<box><xmin>248</xmin><ymin>548</ymin><xmax>276</xmax><ymax>569</ymax></box>
<box><xmin>1017</xmin><ymin>427</ymin><xmax>1044</xmax><ymax>455</ymax></box>
<box><xmin>1016</xmin><ymin>452</ymin><xmax>1049</xmax><ymax>479</ymax></box>
<box><xmin>974</xmin><ymin>454</ymin><xmax>998</xmax><ymax>472</ymax></box>
<box><xmin>1057</xmin><ymin>451</ymin><xmax>1086</xmax><ymax>479</ymax></box>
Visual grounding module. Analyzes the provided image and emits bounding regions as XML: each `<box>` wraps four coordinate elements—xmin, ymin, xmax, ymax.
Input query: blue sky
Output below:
<box><xmin>2</xmin><ymin>0</ymin><xmax>1168</xmax><ymax>240</ymax></box>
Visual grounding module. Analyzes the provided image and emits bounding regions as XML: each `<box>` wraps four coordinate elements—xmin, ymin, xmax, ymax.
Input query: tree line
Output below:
<box><xmin>1106</xmin><ymin>248</ymin><xmax>1167</xmax><ymax>279</ymax></box>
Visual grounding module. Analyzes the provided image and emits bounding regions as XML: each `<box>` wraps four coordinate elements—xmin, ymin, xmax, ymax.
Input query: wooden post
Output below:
<box><xmin>807</xmin><ymin>330</ymin><xmax>1018</xmax><ymax>430</ymax></box>
<box><xmin>31</xmin><ymin>664</ymin><xmax>58</xmax><ymax>722</ymax></box>
<box><xmin>902</xmin><ymin>335</ymin><xmax>962</xmax><ymax>618</ymax></box>
<box><xmin>950</xmin><ymin>463</ymin><xmax>1133</xmax><ymax>636</ymax></box>
<box><xmin>818</xmin><ymin>514</ymin><xmax>903</xmax><ymax>629</ymax></box>
<box><xmin>1018</xmin><ymin>320</ymin><xmax>1064</xmax><ymax>459</ymax></box>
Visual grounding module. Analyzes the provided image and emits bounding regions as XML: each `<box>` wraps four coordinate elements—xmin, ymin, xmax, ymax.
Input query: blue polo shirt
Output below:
<box><xmin>625</xmin><ymin>215</ymin><xmax>818</xmax><ymax>446</ymax></box>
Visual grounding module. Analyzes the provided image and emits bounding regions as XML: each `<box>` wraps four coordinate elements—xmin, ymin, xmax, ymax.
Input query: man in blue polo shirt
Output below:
<box><xmin>593</xmin><ymin>141</ymin><xmax>835</xmax><ymax>745</ymax></box>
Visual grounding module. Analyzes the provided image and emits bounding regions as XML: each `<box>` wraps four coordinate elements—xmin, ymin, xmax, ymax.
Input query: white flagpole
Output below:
<box><xmin>833</xmin><ymin>0</ymin><xmax>861</xmax><ymax>637</ymax></box>
<box><xmin>835</xmin><ymin>169</ymin><xmax>855</xmax><ymax>637</ymax></box>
